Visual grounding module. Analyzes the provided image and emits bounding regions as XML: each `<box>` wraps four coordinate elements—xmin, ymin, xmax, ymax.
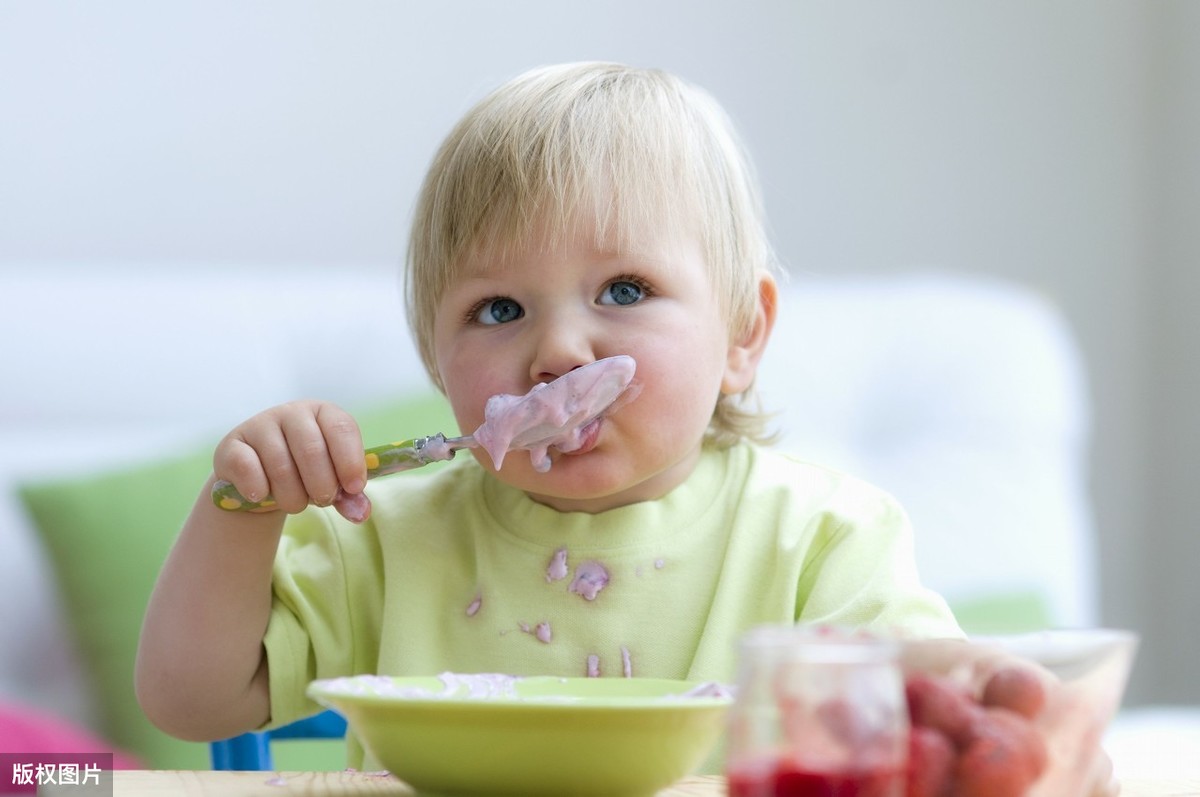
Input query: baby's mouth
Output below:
<box><xmin>559</xmin><ymin>417</ymin><xmax>603</xmax><ymax>457</ymax></box>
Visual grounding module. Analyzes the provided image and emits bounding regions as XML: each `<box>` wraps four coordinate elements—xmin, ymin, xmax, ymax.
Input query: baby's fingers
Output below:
<box><xmin>213</xmin><ymin>435</ymin><xmax>276</xmax><ymax>509</ymax></box>
<box><xmin>225</xmin><ymin>413</ymin><xmax>310</xmax><ymax>513</ymax></box>
<box><xmin>213</xmin><ymin>400</ymin><xmax>363</xmax><ymax>515</ymax></box>
<box><xmin>333</xmin><ymin>490</ymin><xmax>372</xmax><ymax>524</ymax></box>
<box><xmin>276</xmin><ymin>403</ymin><xmax>363</xmax><ymax>512</ymax></box>
<box><xmin>313</xmin><ymin>403</ymin><xmax>368</xmax><ymax>498</ymax></box>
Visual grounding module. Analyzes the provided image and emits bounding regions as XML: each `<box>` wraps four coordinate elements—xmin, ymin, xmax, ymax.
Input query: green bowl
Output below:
<box><xmin>307</xmin><ymin>674</ymin><xmax>733</xmax><ymax>796</ymax></box>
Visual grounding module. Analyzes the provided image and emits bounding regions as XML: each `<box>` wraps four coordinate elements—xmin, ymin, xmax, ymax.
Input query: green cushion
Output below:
<box><xmin>18</xmin><ymin>392</ymin><xmax>457</xmax><ymax>769</ymax></box>
<box><xmin>950</xmin><ymin>591</ymin><xmax>1052</xmax><ymax>635</ymax></box>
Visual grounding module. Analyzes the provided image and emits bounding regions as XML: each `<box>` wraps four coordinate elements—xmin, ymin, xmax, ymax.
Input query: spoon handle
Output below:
<box><xmin>211</xmin><ymin>433</ymin><xmax>473</xmax><ymax>512</ymax></box>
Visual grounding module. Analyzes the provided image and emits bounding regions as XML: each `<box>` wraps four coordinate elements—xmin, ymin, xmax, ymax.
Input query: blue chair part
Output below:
<box><xmin>210</xmin><ymin>709</ymin><xmax>348</xmax><ymax>770</ymax></box>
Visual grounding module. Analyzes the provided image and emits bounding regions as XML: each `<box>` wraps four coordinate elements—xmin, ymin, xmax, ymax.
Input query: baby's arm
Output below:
<box><xmin>135</xmin><ymin>400</ymin><xmax>366</xmax><ymax>742</ymax></box>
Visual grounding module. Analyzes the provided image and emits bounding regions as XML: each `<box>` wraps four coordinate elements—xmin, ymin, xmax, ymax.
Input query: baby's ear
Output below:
<box><xmin>722</xmin><ymin>272</ymin><xmax>778</xmax><ymax>395</ymax></box>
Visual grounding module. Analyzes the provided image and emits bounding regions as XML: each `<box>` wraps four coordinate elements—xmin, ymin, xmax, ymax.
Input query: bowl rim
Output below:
<box><xmin>968</xmin><ymin>627</ymin><xmax>1139</xmax><ymax>653</ymax></box>
<box><xmin>306</xmin><ymin>673</ymin><xmax>734</xmax><ymax>712</ymax></box>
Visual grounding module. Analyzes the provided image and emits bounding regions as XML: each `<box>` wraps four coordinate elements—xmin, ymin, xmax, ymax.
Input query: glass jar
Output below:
<box><xmin>726</xmin><ymin>626</ymin><xmax>909</xmax><ymax>797</ymax></box>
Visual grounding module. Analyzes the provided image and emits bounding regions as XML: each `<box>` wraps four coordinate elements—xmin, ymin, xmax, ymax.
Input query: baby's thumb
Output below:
<box><xmin>333</xmin><ymin>489</ymin><xmax>372</xmax><ymax>524</ymax></box>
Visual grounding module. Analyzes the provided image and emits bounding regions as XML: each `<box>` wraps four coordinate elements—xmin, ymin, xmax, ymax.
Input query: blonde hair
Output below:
<box><xmin>405</xmin><ymin>61</ymin><xmax>778</xmax><ymax>446</ymax></box>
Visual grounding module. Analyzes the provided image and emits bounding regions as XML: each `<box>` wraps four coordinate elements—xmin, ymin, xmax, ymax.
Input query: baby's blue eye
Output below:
<box><xmin>475</xmin><ymin>298</ymin><xmax>524</xmax><ymax>325</ymax></box>
<box><xmin>600</xmin><ymin>280</ymin><xmax>644</xmax><ymax>307</ymax></box>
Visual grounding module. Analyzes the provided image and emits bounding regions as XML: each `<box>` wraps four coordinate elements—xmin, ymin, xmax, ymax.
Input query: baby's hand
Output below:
<box><xmin>213</xmin><ymin>400</ymin><xmax>370</xmax><ymax>522</ymax></box>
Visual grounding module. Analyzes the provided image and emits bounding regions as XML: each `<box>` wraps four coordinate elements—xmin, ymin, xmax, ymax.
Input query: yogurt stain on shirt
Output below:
<box><xmin>517</xmin><ymin>620</ymin><xmax>553</xmax><ymax>644</ymax></box>
<box><xmin>546</xmin><ymin>547</ymin><xmax>569</xmax><ymax>582</ymax></box>
<box><xmin>568</xmin><ymin>560</ymin><xmax>610</xmax><ymax>601</ymax></box>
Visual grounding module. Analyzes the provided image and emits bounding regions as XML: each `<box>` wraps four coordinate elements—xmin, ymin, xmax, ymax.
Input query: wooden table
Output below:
<box><xmin>106</xmin><ymin>771</ymin><xmax>718</xmax><ymax>794</ymax></box>
<box><xmin>107</xmin><ymin>770</ymin><xmax>1200</xmax><ymax>795</ymax></box>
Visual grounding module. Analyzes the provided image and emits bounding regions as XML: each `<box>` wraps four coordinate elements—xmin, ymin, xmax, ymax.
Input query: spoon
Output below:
<box><xmin>212</xmin><ymin>355</ymin><xmax>637</xmax><ymax>511</ymax></box>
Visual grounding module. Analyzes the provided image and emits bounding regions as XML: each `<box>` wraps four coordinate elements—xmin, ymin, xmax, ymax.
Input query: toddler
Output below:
<box><xmin>136</xmin><ymin>62</ymin><xmax>963</xmax><ymax>768</ymax></box>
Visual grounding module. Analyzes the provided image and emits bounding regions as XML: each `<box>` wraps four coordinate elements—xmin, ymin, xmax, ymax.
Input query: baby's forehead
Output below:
<box><xmin>452</xmin><ymin>215</ymin><xmax>704</xmax><ymax>276</ymax></box>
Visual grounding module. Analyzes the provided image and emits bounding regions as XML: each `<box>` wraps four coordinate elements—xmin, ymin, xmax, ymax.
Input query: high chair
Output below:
<box><xmin>209</xmin><ymin>709</ymin><xmax>347</xmax><ymax>770</ymax></box>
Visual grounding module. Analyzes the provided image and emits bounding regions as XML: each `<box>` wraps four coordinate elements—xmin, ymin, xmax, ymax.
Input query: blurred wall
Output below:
<box><xmin>0</xmin><ymin>1</ymin><xmax>1195</xmax><ymax>706</ymax></box>
<box><xmin>1145</xmin><ymin>1</ymin><xmax>1200</xmax><ymax>707</ymax></box>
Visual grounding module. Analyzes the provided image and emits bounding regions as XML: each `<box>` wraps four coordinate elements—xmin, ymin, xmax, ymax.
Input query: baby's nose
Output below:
<box><xmin>529</xmin><ymin>330</ymin><xmax>596</xmax><ymax>384</ymax></box>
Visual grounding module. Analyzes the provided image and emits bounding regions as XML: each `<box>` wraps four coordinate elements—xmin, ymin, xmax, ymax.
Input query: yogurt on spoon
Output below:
<box><xmin>471</xmin><ymin>354</ymin><xmax>639</xmax><ymax>472</ymax></box>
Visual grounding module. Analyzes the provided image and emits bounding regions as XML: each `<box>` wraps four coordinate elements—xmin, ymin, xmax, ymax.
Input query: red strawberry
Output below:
<box><xmin>981</xmin><ymin>666</ymin><xmax>1048</xmax><ymax>720</ymax></box>
<box><xmin>953</xmin><ymin>707</ymin><xmax>1048</xmax><ymax>796</ymax></box>
<box><xmin>905</xmin><ymin>726</ymin><xmax>955</xmax><ymax>797</ymax></box>
<box><xmin>905</xmin><ymin>673</ymin><xmax>981</xmax><ymax>748</ymax></box>
<box><xmin>963</xmin><ymin>706</ymin><xmax>1049</xmax><ymax>780</ymax></box>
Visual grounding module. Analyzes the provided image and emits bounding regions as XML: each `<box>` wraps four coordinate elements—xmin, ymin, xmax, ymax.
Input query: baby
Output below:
<box><xmin>136</xmin><ymin>62</ymin><xmax>966</xmax><ymax>770</ymax></box>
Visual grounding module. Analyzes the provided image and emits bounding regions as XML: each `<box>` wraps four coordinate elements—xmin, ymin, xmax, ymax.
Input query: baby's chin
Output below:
<box><xmin>522</xmin><ymin>483</ymin><xmax>643</xmax><ymax>514</ymax></box>
<box><xmin>484</xmin><ymin>453</ymin><xmax>647</xmax><ymax>513</ymax></box>
<box><xmin>528</xmin><ymin>461</ymin><xmax>698</xmax><ymax>515</ymax></box>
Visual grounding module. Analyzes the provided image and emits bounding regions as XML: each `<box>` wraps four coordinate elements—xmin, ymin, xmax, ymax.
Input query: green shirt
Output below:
<box><xmin>264</xmin><ymin>442</ymin><xmax>961</xmax><ymax>765</ymax></box>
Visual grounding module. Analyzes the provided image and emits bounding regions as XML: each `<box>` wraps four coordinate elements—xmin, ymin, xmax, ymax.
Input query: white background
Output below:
<box><xmin>1</xmin><ymin>1</ymin><xmax>1196</xmax><ymax>708</ymax></box>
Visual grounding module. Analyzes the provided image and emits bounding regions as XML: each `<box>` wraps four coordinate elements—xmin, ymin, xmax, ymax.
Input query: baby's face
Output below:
<box><xmin>431</xmin><ymin>219</ymin><xmax>743</xmax><ymax>513</ymax></box>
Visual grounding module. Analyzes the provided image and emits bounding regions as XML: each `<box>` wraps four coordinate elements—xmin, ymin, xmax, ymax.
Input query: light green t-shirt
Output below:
<box><xmin>264</xmin><ymin>442</ymin><xmax>961</xmax><ymax>765</ymax></box>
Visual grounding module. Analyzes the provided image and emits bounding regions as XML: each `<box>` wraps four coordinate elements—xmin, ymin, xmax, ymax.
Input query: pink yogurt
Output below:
<box><xmin>472</xmin><ymin>355</ymin><xmax>638</xmax><ymax>472</ymax></box>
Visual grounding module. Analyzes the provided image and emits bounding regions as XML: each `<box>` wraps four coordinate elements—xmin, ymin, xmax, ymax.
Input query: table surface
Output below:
<box><xmin>111</xmin><ymin>770</ymin><xmax>1200</xmax><ymax>796</ymax></box>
